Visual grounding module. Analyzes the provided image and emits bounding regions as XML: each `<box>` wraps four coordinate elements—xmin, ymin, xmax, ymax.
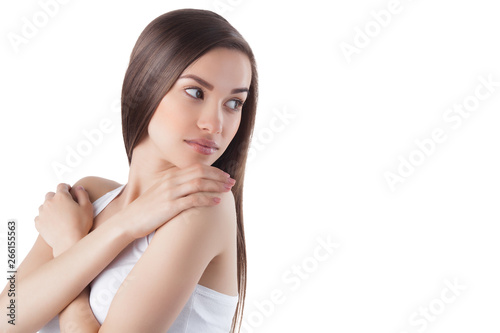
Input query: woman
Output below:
<box><xmin>0</xmin><ymin>8</ymin><xmax>258</xmax><ymax>332</ymax></box>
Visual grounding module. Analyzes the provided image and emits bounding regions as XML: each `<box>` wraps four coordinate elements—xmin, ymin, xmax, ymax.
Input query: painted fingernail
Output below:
<box><xmin>213</xmin><ymin>197</ymin><xmax>221</xmax><ymax>203</ymax></box>
<box><xmin>226</xmin><ymin>178</ymin><xmax>236</xmax><ymax>185</ymax></box>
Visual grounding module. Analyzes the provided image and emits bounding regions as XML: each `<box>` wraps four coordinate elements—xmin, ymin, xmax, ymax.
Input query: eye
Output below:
<box><xmin>185</xmin><ymin>87</ymin><xmax>204</xmax><ymax>99</ymax></box>
<box><xmin>226</xmin><ymin>99</ymin><xmax>244</xmax><ymax>111</ymax></box>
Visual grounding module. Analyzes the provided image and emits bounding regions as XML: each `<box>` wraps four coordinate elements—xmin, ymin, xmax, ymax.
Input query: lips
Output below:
<box><xmin>184</xmin><ymin>138</ymin><xmax>219</xmax><ymax>149</ymax></box>
<box><xmin>185</xmin><ymin>140</ymin><xmax>218</xmax><ymax>155</ymax></box>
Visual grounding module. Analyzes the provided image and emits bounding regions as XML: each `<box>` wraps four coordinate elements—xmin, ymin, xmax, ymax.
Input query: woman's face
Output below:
<box><xmin>146</xmin><ymin>47</ymin><xmax>252</xmax><ymax>168</ymax></box>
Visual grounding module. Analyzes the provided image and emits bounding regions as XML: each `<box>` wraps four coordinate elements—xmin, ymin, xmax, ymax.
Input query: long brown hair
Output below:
<box><xmin>120</xmin><ymin>9</ymin><xmax>258</xmax><ymax>332</ymax></box>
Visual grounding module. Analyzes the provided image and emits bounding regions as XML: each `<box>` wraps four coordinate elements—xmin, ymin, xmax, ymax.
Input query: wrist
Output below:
<box><xmin>111</xmin><ymin>210</ymin><xmax>138</xmax><ymax>242</ymax></box>
<box><xmin>107</xmin><ymin>210</ymin><xmax>137</xmax><ymax>244</ymax></box>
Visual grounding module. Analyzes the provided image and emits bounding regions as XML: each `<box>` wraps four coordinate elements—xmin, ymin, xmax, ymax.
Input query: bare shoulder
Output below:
<box><xmin>71</xmin><ymin>176</ymin><xmax>123</xmax><ymax>203</ymax></box>
<box><xmin>171</xmin><ymin>189</ymin><xmax>236</xmax><ymax>225</ymax></box>
<box><xmin>153</xmin><ymin>190</ymin><xmax>237</xmax><ymax>252</ymax></box>
<box><xmin>187</xmin><ymin>190</ymin><xmax>237</xmax><ymax>231</ymax></box>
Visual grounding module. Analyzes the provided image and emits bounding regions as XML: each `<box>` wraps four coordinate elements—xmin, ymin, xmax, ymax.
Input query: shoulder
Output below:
<box><xmin>153</xmin><ymin>190</ymin><xmax>237</xmax><ymax>255</ymax></box>
<box><xmin>98</xmin><ymin>191</ymin><xmax>236</xmax><ymax>331</ymax></box>
<box><xmin>182</xmin><ymin>190</ymin><xmax>236</xmax><ymax>234</ymax></box>
<box><xmin>71</xmin><ymin>176</ymin><xmax>123</xmax><ymax>203</ymax></box>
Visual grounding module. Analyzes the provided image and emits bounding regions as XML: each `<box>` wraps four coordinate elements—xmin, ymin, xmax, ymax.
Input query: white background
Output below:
<box><xmin>1</xmin><ymin>0</ymin><xmax>499</xmax><ymax>332</ymax></box>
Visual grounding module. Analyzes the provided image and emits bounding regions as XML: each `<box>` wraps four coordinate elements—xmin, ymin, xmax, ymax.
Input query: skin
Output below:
<box><xmin>0</xmin><ymin>47</ymin><xmax>252</xmax><ymax>332</ymax></box>
<box><xmin>117</xmin><ymin>46</ymin><xmax>251</xmax><ymax>208</ymax></box>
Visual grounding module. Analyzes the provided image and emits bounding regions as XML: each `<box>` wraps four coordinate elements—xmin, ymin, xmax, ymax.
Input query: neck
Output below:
<box><xmin>118</xmin><ymin>136</ymin><xmax>177</xmax><ymax>208</ymax></box>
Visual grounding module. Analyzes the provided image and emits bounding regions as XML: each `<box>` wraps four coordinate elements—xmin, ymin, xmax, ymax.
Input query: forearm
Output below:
<box><xmin>0</xmin><ymin>213</ymin><xmax>134</xmax><ymax>332</ymax></box>
<box><xmin>59</xmin><ymin>286</ymin><xmax>100</xmax><ymax>333</ymax></box>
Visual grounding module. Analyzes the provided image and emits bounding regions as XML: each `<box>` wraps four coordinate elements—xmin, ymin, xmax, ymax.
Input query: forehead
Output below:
<box><xmin>181</xmin><ymin>48</ymin><xmax>252</xmax><ymax>91</ymax></box>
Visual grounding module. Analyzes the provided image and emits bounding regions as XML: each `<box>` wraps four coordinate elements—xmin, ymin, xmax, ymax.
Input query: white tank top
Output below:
<box><xmin>40</xmin><ymin>184</ymin><xmax>238</xmax><ymax>332</ymax></box>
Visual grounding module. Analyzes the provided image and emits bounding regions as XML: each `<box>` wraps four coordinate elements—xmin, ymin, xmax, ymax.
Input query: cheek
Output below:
<box><xmin>149</xmin><ymin>102</ymin><xmax>186</xmax><ymax>138</ymax></box>
<box><xmin>148</xmin><ymin>113</ymin><xmax>171</xmax><ymax>145</ymax></box>
<box><xmin>228</xmin><ymin>115</ymin><xmax>242</xmax><ymax>137</ymax></box>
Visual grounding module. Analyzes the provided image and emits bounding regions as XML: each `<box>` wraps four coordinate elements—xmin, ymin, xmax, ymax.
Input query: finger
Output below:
<box><xmin>45</xmin><ymin>192</ymin><xmax>55</xmax><ymax>200</ymax></box>
<box><xmin>172</xmin><ymin>178</ymin><xmax>234</xmax><ymax>199</ymax></box>
<box><xmin>175</xmin><ymin>192</ymin><xmax>221</xmax><ymax>213</ymax></box>
<box><xmin>34</xmin><ymin>216</ymin><xmax>39</xmax><ymax>230</ymax></box>
<box><xmin>74</xmin><ymin>186</ymin><xmax>91</xmax><ymax>206</ymax></box>
<box><xmin>56</xmin><ymin>183</ymin><xmax>72</xmax><ymax>197</ymax></box>
<box><xmin>173</xmin><ymin>164</ymin><xmax>232</xmax><ymax>188</ymax></box>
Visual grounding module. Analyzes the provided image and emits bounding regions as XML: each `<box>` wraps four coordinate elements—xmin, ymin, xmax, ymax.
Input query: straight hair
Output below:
<box><xmin>120</xmin><ymin>9</ymin><xmax>258</xmax><ymax>332</ymax></box>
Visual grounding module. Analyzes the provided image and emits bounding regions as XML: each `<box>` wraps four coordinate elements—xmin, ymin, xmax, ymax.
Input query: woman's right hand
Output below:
<box><xmin>121</xmin><ymin>163</ymin><xmax>236</xmax><ymax>239</ymax></box>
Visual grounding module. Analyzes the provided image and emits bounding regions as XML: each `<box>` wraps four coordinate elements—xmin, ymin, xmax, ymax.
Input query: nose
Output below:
<box><xmin>197</xmin><ymin>102</ymin><xmax>222</xmax><ymax>134</ymax></box>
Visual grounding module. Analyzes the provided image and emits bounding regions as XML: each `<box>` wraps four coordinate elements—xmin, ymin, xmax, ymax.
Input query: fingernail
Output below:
<box><xmin>226</xmin><ymin>178</ymin><xmax>236</xmax><ymax>185</ymax></box>
<box><xmin>77</xmin><ymin>186</ymin><xmax>84</xmax><ymax>190</ymax></box>
<box><xmin>213</xmin><ymin>197</ymin><xmax>221</xmax><ymax>203</ymax></box>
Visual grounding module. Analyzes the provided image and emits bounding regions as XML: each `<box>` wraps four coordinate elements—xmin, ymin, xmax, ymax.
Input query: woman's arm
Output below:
<box><xmin>101</xmin><ymin>190</ymin><xmax>236</xmax><ymax>332</ymax></box>
<box><xmin>59</xmin><ymin>286</ymin><xmax>101</xmax><ymax>332</ymax></box>
<box><xmin>0</xmin><ymin>164</ymin><xmax>232</xmax><ymax>332</ymax></box>
<box><xmin>0</xmin><ymin>207</ymin><xmax>133</xmax><ymax>332</ymax></box>
<box><xmin>4</xmin><ymin>177</ymin><xmax>111</xmax><ymax>285</ymax></box>
<box><xmin>0</xmin><ymin>177</ymin><xmax>127</xmax><ymax>333</ymax></box>
<box><xmin>56</xmin><ymin>179</ymin><xmax>109</xmax><ymax>332</ymax></box>
<box><xmin>6</xmin><ymin>235</ymin><xmax>53</xmax><ymax>284</ymax></box>
<box><xmin>58</xmin><ymin>189</ymin><xmax>236</xmax><ymax>332</ymax></box>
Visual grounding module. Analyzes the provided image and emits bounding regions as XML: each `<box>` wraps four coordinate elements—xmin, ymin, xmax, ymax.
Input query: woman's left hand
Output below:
<box><xmin>34</xmin><ymin>183</ymin><xmax>93</xmax><ymax>257</ymax></box>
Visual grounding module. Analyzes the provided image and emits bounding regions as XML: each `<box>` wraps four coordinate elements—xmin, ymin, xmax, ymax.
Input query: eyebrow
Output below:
<box><xmin>179</xmin><ymin>74</ymin><xmax>249</xmax><ymax>94</ymax></box>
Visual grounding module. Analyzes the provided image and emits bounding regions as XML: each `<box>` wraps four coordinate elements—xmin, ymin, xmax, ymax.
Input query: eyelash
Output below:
<box><xmin>184</xmin><ymin>87</ymin><xmax>244</xmax><ymax>112</ymax></box>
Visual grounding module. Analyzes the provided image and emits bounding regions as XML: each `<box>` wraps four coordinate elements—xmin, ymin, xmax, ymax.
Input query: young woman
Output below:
<box><xmin>0</xmin><ymin>8</ymin><xmax>258</xmax><ymax>332</ymax></box>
